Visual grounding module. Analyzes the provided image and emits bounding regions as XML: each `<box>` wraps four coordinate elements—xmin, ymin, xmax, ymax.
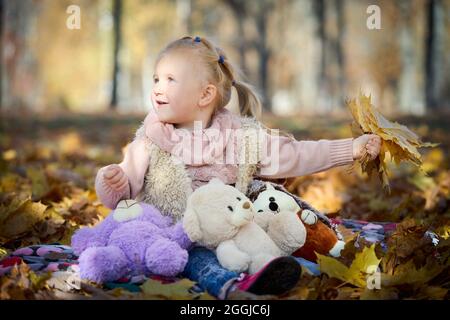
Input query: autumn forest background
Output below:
<box><xmin>0</xmin><ymin>0</ymin><xmax>450</xmax><ymax>300</ymax></box>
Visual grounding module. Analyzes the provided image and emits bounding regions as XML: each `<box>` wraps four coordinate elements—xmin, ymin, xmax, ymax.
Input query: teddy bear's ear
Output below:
<box><xmin>182</xmin><ymin>206</ymin><xmax>202</xmax><ymax>243</ymax></box>
<box><xmin>265</xmin><ymin>182</ymin><xmax>275</xmax><ymax>190</ymax></box>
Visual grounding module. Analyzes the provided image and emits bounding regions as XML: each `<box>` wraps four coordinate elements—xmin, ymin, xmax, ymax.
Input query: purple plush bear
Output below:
<box><xmin>71</xmin><ymin>200</ymin><xmax>192</xmax><ymax>283</ymax></box>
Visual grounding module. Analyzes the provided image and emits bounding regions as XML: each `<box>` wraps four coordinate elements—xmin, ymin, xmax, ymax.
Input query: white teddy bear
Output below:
<box><xmin>182</xmin><ymin>178</ymin><xmax>305</xmax><ymax>274</ymax></box>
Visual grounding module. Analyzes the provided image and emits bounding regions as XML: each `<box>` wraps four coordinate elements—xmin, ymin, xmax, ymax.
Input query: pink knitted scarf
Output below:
<box><xmin>143</xmin><ymin>108</ymin><xmax>243</xmax><ymax>166</ymax></box>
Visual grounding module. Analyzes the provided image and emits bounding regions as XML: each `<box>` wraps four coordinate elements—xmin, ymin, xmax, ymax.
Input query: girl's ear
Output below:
<box><xmin>198</xmin><ymin>84</ymin><xmax>217</xmax><ymax>107</ymax></box>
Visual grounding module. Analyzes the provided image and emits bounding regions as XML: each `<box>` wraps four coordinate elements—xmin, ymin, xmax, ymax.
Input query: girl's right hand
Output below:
<box><xmin>103</xmin><ymin>164</ymin><xmax>128</xmax><ymax>191</ymax></box>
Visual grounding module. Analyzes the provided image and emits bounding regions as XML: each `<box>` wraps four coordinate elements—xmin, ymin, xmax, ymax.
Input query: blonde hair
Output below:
<box><xmin>156</xmin><ymin>36</ymin><xmax>262</xmax><ymax>120</ymax></box>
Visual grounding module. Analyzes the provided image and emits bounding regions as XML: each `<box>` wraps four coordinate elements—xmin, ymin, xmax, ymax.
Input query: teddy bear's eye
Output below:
<box><xmin>228</xmin><ymin>206</ymin><xmax>233</xmax><ymax>212</ymax></box>
<box><xmin>257</xmin><ymin>209</ymin><xmax>263</xmax><ymax>213</ymax></box>
<box><xmin>236</xmin><ymin>197</ymin><xmax>241</xmax><ymax>201</ymax></box>
<box><xmin>269</xmin><ymin>197</ymin><xmax>275</xmax><ymax>202</ymax></box>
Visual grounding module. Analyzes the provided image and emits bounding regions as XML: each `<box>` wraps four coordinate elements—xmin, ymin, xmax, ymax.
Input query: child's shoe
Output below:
<box><xmin>222</xmin><ymin>256</ymin><xmax>302</xmax><ymax>298</ymax></box>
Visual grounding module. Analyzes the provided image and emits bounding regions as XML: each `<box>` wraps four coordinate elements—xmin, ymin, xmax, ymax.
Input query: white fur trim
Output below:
<box><xmin>235</xmin><ymin>117</ymin><xmax>262</xmax><ymax>195</ymax></box>
<box><xmin>140</xmin><ymin>143</ymin><xmax>193</xmax><ymax>222</ymax></box>
<box><xmin>329</xmin><ymin>240</ymin><xmax>345</xmax><ymax>257</ymax></box>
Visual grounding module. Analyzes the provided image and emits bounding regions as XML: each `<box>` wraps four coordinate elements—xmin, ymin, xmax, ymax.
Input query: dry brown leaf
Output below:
<box><xmin>0</xmin><ymin>199</ymin><xmax>48</xmax><ymax>238</ymax></box>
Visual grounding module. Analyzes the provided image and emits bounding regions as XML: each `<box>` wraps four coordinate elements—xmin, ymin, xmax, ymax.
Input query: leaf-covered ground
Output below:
<box><xmin>0</xmin><ymin>110</ymin><xmax>449</xmax><ymax>300</ymax></box>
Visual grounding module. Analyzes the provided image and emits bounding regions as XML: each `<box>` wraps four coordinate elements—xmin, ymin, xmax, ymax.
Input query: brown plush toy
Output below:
<box><xmin>292</xmin><ymin>209</ymin><xmax>344</xmax><ymax>262</ymax></box>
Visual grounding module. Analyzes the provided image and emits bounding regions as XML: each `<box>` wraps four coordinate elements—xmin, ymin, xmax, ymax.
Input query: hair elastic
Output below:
<box><xmin>194</xmin><ymin>36</ymin><xmax>201</xmax><ymax>43</ymax></box>
<box><xmin>231</xmin><ymin>80</ymin><xmax>236</xmax><ymax>86</ymax></box>
<box><xmin>218</xmin><ymin>55</ymin><xmax>225</xmax><ymax>64</ymax></box>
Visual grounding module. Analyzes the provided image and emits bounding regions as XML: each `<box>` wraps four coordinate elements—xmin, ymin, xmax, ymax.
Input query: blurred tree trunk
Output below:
<box><xmin>314</xmin><ymin>0</ymin><xmax>326</xmax><ymax>89</ymax></box>
<box><xmin>313</xmin><ymin>0</ymin><xmax>347</xmax><ymax>110</ymax></box>
<box><xmin>425</xmin><ymin>0</ymin><xmax>447</xmax><ymax>109</ymax></box>
<box><xmin>0</xmin><ymin>0</ymin><xmax>3</xmax><ymax>109</ymax></box>
<box><xmin>2</xmin><ymin>0</ymin><xmax>37</xmax><ymax>110</ymax></box>
<box><xmin>313</xmin><ymin>0</ymin><xmax>330</xmax><ymax>111</ymax></box>
<box><xmin>335</xmin><ymin>0</ymin><xmax>346</xmax><ymax>107</ymax></box>
<box><xmin>176</xmin><ymin>0</ymin><xmax>192</xmax><ymax>35</ymax></box>
<box><xmin>222</xmin><ymin>0</ymin><xmax>273</xmax><ymax>111</ymax></box>
<box><xmin>235</xmin><ymin>12</ymin><xmax>247</xmax><ymax>74</ymax></box>
<box><xmin>425</xmin><ymin>0</ymin><xmax>437</xmax><ymax>109</ymax></box>
<box><xmin>254</xmin><ymin>8</ymin><xmax>271</xmax><ymax>111</ymax></box>
<box><xmin>110</xmin><ymin>0</ymin><xmax>122</xmax><ymax>110</ymax></box>
<box><xmin>398</xmin><ymin>0</ymin><xmax>424</xmax><ymax>115</ymax></box>
<box><xmin>222</xmin><ymin>0</ymin><xmax>247</xmax><ymax>74</ymax></box>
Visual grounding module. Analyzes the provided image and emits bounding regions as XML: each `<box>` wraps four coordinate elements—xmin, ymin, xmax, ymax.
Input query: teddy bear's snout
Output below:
<box><xmin>231</xmin><ymin>201</ymin><xmax>254</xmax><ymax>227</ymax></box>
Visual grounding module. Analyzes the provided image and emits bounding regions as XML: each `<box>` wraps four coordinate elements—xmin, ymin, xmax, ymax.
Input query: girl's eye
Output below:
<box><xmin>227</xmin><ymin>206</ymin><xmax>233</xmax><ymax>212</ymax></box>
<box><xmin>153</xmin><ymin>78</ymin><xmax>159</xmax><ymax>84</ymax></box>
<box><xmin>168</xmin><ymin>76</ymin><xmax>175</xmax><ymax>82</ymax></box>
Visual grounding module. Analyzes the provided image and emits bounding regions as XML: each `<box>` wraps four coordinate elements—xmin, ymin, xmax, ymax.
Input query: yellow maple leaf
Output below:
<box><xmin>26</xmin><ymin>167</ymin><xmax>50</xmax><ymax>200</ymax></box>
<box><xmin>317</xmin><ymin>244</ymin><xmax>381</xmax><ymax>288</ymax></box>
<box><xmin>436</xmin><ymin>225</ymin><xmax>450</xmax><ymax>240</ymax></box>
<box><xmin>0</xmin><ymin>199</ymin><xmax>48</xmax><ymax>238</ymax></box>
<box><xmin>0</xmin><ymin>247</ymin><xmax>7</xmax><ymax>260</ymax></box>
<box><xmin>347</xmin><ymin>92</ymin><xmax>438</xmax><ymax>192</ymax></box>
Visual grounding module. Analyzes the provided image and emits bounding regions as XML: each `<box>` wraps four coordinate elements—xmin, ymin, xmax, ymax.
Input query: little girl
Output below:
<box><xmin>95</xmin><ymin>36</ymin><xmax>381</xmax><ymax>298</ymax></box>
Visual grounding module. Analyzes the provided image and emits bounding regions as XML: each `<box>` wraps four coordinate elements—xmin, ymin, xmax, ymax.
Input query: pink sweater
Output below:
<box><xmin>96</xmin><ymin>109</ymin><xmax>354</xmax><ymax>209</ymax></box>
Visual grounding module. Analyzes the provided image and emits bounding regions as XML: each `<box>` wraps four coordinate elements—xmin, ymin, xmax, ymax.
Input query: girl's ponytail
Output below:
<box><xmin>232</xmin><ymin>80</ymin><xmax>262</xmax><ymax>120</ymax></box>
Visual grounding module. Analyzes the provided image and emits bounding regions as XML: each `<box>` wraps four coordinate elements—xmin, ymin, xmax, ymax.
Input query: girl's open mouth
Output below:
<box><xmin>156</xmin><ymin>100</ymin><xmax>168</xmax><ymax>107</ymax></box>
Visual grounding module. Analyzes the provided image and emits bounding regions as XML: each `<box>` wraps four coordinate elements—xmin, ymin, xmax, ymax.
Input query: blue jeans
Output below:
<box><xmin>293</xmin><ymin>257</ymin><xmax>321</xmax><ymax>276</ymax></box>
<box><xmin>182</xmin><ymin>247</ymin><xmax>321</xmax><ymax>297</ymax></box>
<box><xmin>182</xmin><ymin>246</ymin><xmax>238</xmax><ymax>298</ymax></box>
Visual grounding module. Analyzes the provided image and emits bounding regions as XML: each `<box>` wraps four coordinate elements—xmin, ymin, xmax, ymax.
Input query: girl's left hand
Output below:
<box><xmin>352</xmin><ymin>134</ymin><xmax>381</xmax><ymax>161</ymax></box>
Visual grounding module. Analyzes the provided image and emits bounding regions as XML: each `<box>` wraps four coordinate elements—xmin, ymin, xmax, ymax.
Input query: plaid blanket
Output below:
<box><xmin>0</xmin><ymin>218</ymin><xmax>398</xmax><ymax>292</ymax></box>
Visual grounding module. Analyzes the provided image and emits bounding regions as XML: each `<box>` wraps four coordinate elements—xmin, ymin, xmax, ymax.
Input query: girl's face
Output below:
<box><xmin>151</xmin><ymin>51</ymin><xmax>206</xmax><ymax>127</ymax></box>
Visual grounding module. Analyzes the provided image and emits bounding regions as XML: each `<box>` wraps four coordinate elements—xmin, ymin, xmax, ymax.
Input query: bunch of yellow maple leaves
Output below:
<box><xmin>347</xmin><ymin>93</ymin><xmax>438</xmax><ymax>192</ymax></box>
